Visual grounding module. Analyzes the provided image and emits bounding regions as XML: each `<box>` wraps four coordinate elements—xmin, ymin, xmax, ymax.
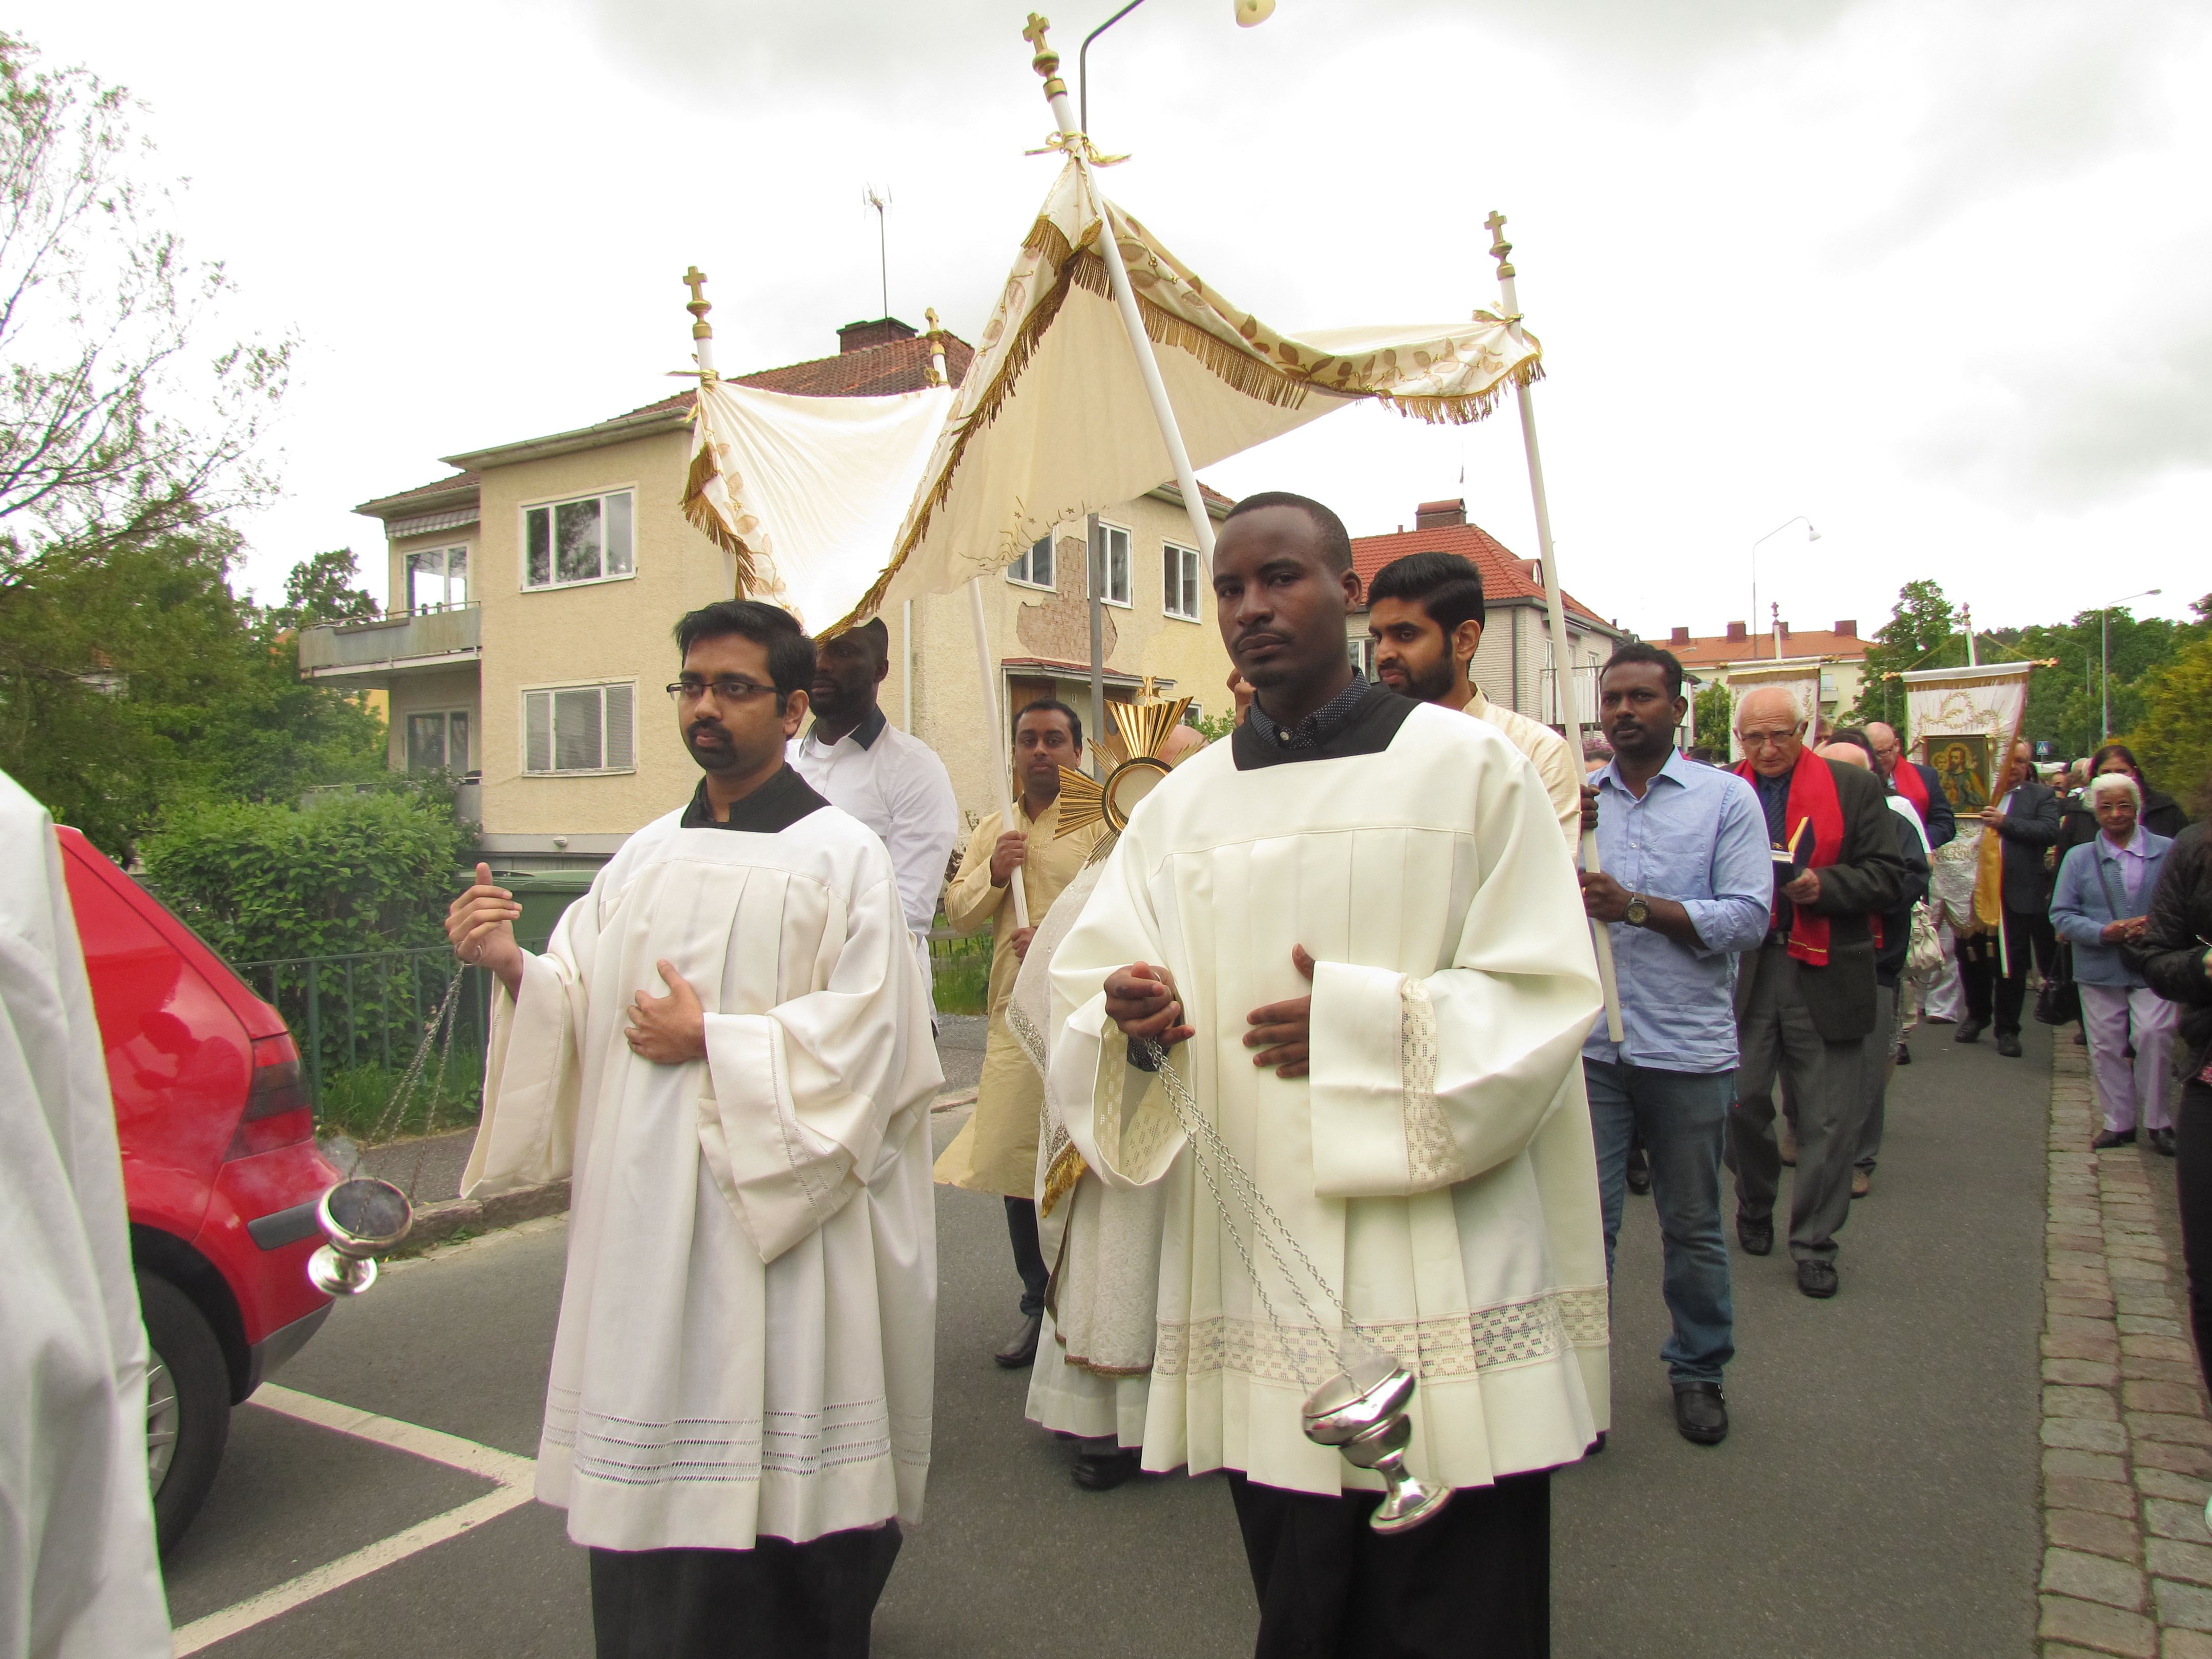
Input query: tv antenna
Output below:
<box><xmin>862</xmin><ymin>185</ymin><xmax>891</xmax><ymax>320</ymax></box>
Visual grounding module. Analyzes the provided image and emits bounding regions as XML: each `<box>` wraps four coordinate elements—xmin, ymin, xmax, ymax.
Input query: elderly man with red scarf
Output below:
<box><xmin>1726</xmin><ymin>687</ymin><xmax>1908</xmax><ymax>1299</ymax></box>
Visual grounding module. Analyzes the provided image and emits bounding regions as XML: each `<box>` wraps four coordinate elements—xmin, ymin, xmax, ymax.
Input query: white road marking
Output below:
<box><xmin>170</xmin><ymin>1386</ymin><xmax>538</xmax><ymax>1656</ymax></box>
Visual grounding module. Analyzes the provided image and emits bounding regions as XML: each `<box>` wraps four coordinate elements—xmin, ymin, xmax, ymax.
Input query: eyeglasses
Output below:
<box><xmin>1735</xmin><ymin>727</ymin><xmax>1803</xmax><ymax>750</ymax></box>
<box><xmin>666</xmin><ymin>677</ymin><xmax>778</xmax><ymax>704</ymax></box>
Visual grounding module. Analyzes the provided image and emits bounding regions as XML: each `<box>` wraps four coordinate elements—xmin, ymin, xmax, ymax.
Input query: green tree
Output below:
<box><xmin>1844</xmin><ymin>580</ymin><xmax>1962</xmax><ymax>734</ymax></box>
<box><xmin>0</xmin><ymin>530</ymin><xmax>389</xmax><ymax>854</ymax></box>
<box><xmin>268</xmin><ymin>547</ymin><xmax>379</xmax><ymax>632</ymax></box>
<box><xmin>2120</xmin><ymin>597</ymin><xmax>2212</xmax><ymax>814</ymax></box>
<box><xmin>1692</xmin><ymin>680</ymin><xmax>1732</xmax><ymax>750</ymax></box>
<box><xmin>1998</xmin><ymin>602</ymin><xmax>2208</xmax><ymax>759</ymax></box>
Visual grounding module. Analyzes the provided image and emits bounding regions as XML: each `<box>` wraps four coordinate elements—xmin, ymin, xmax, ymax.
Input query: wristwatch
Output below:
<box><xmin>1624</xmin><ymin>894</ymin><xmax>1651</xmax><ymax>928</ymax></box>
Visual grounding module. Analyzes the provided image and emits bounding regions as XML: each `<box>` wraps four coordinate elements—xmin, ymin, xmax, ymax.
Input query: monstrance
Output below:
<box><xmin>1052</xmin><ymin>690</ymin><xmax>1195</xmax><ymax>862</ymax></box>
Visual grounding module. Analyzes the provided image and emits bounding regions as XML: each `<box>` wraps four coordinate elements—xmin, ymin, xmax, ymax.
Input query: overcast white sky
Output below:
<box><xmin>18</xmin><ymin>0</ymin><xmax>2209</xmax><ymax>637</ymax></box>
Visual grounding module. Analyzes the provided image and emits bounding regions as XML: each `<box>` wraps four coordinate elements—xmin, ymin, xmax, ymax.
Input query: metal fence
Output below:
<box><xmin>240</xmin><ymin>927</ymin><xmax>996</xmax><ymax>1106</ymax></box>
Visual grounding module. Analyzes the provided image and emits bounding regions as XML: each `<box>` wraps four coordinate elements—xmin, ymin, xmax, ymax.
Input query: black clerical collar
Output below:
<box><xmin>1231</xmin><ymin>678</ymin><xmax>1414</xmax><ymax>771</ymax></box>
<box><xmin>682</xmin><ymin>764</ymin><xmax>828</xmax><ymax>833</ymax></box>
<box><xmin>809</xmin><ymin>704</ymin><xmax>887</xmax><ymax>752</ymax></box>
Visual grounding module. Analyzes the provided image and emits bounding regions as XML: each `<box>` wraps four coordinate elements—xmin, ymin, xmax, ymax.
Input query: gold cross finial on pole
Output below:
<box><xmin>923</xmin><ymin>307</ymin><xmax>948</xmax><ymax>387</ymax></box>
<box><xmin>1023</xmin><ymin>14</ymin><xmax>1067</xmax><ymax>98</ymax></box>
<box><xmin>682</xmin><ymin>266</ymin><xmax>713</xmax><ymax>341</ymax></box>
<box><xmin>1483</xmin><ymin>211</ymin><xmax>1514</xmax><ymax>281</ymax></box>
<box><xmin>1139</xmin><ymin>673</ymin><xmax>1159</xmax><ymax>703</ymax></box>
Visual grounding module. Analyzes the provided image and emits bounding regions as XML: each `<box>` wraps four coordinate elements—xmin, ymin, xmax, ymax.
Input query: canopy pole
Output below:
<box><xmin>968</xmin><ymin>577</ymin><xmax>1030</xmax><ymax>927</ymax></box>
<box><xmin>1485</xmin><ymin>212</ymin><xmax>1624</xmax><ymax>1044</ymax></box>
<box><xmin>1029</xmin><ymin>17</ymin><xmax>1215</xmax><ymax>569</ymax></box>
<box><xmin>1088</xmin><ymin>512</ymin><xmax>1108</xmax><ymax>779</ymax></box>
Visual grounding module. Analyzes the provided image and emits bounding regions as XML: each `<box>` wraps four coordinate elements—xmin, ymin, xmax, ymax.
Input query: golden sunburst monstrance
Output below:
<box><xmin>1054</xmin><ymin>693</ymin><xmax>1194</xmax><ymax>859</ymax></box>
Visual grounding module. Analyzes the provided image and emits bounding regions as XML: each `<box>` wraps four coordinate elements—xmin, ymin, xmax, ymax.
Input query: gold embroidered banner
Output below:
<box><xmin>1904</xmin><ymin>664</ymin><xmax>2034</xmax><ymax>932</ymax></box>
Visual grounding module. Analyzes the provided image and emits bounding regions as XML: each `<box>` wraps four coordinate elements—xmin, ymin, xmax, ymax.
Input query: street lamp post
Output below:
<box><xmin>1080</xmin><ymin>0</ymin><xmax>1271</xmax><ymax>135</ymax></box>
<box><xmin>1750</xmin><ymin>516</ymin><xmax>1819</xmax><ymax>659</ymax></box>
<box><xmin>2100</xmin><ymin>587</ymin><xmax>2161</xmax><ymax>743</ymax></box>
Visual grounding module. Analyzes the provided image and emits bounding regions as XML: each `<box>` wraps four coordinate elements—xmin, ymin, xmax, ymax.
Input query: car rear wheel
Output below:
<box><xmin>137</xmin><ymin>1270</ymin><xmax>230</xmax><ymax>1555</ymax></box>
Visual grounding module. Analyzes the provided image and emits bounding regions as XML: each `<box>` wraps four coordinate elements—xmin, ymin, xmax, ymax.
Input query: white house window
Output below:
<box><xmin>524</xmin><ymin>491</ymin><xmax>635</xmax><ymax>589</ymax></box>
<box><xmin>1347</xmin><ymin>636</ymin><xmax>1374</xmax><ymax>678</ymax></box>
<box><xmin>406</xmin><ymin>545</ymin><xmax>469</xmax><ymax>611</ymax></box>
<box><xmin>1096</xmin><ymin>523</ymin><xmax>1132</xmax><ymax>607</ymax></box>
<box><xmin>407</xmin><ymin>710</ymin><xmax>470</xmax><ymax>774</ymax></box>
<box><xmin>1006</xmin><ymin>535</ymin><xmax>1054</xmax><ymax>590</ymax></box>
<box><xmin>1163</xmin><ymin>543</ymin><xmax>1202</xmax><ymax>621</ymax></box>
<box><xmin>524</xmin><ymin>683</ymin><xmax>635</xmax><ymax>774</ymax></box>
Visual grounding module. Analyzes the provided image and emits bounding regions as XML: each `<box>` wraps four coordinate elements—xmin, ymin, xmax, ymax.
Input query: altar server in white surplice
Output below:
<box><xmin>0</xmin><ymin>770</ymin><xmax>172</xmax><ymax>1658</ymax></box>
<box><xmin>448</xmin><ymin>601</ymin><xmax>941</xmax><ymax>1659</ymax></box>
<box><xmin>1048</xmin><ymin>494</ymin><xmax>1607</xmax><ymax>1659</ymax></box>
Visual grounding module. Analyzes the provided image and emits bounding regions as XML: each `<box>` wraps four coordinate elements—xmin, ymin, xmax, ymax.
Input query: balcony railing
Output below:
<box><xmin>299</xmin><ymin>603</ymin><xmax>481</xmax><ymax>680</ymax></box>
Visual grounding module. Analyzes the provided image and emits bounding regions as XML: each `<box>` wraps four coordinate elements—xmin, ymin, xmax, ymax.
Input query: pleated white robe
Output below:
<box><xmin>0</xmin><ymin>774</ymin><xmax>171</xmax><ymax>1656</ymax></box>
<box><xmin>463</xmin><ymin>805</ymin><xmax>942</xmax><ymax>1552</ymax></box>
<box><xmin>1048</xmin><ymin>703</ymin><xmax>1610</xmax><ymax>1497</ymax></box>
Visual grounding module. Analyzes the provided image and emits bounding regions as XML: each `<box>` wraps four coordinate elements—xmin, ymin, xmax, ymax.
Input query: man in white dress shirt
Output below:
<box><xmin>788</xmin><ymin>618</ymin><xmax>959</xmax><ymax>996</ymax></box>
<box><xmin>1050</xmin><ymin>493</ymin><xmax>1606</xmax><ymax>1659</ymax></box>
<box><xmin>448</xmin><ymin>601</ymin><xmax>941</xmax><ymax>1658</ymax></box>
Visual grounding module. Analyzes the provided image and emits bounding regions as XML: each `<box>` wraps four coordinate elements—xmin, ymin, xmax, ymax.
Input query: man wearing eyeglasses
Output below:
<box><xmin>446</xmin><ymin>601</ymin><xmax>942</xmax><ymax>1657</ymax></box>
<box><xmin>788</xmin><ymin>618</ymin><xmax>960</xmax><ymax>1008</ymax></box>
<box><xmin>1727</xmin><ymin>687</ymin><xmax>1905</xmax><ymax>1299</ymax></box>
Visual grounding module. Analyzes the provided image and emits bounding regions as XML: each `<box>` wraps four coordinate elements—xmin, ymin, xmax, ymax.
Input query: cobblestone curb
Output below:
<box><xmin>2041</xmin><ymin>1044</ymin><xmax>2212</xmax><ymax>1658</ymax></box>
<box><xmin>401</xmin><ymin>1179</ymin><xmax>572</xmax><ymax>1251</ymax></box>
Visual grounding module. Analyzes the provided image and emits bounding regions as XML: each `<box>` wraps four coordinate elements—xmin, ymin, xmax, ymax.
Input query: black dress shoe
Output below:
<box><xmin>1736</xmin><ymin>1214</ymin><xmax>1773</xmax><ymax>1257</ymax></box>
<box><xmin>1073</xmin><ymin>1450</ymin><xmax>1140</xmax><ymax>1491</ymax></box>
<box><xmin>1895</xmin><ymin>1041</ymin><xmax>1912</xmax><ymax>1067</ymax></box>
<box><xmin>1796</xmin><ymin>1259</ymin><xmax>1839</xmax><ymax>1299</ymax></box>
<box><xmin>1625</xmin><ymin>1146</ymin><xmax>1653</xmax><ymax>1196</ymax></box>
<box><xmin>1996</xmin><ymin>1031</ymin><xmax>2023</xmax><ymax>1057</ymax></box>
<box><xmin>994</xmin><ymin>1312</ymin><xmax>1043</xmax><ymax>1369</ymax></box>
<box><xmin>1955</xmin><ymin>1019</ymin><xmax>1985</xmax><ymax>1045</ymax></box>
<box><xmin>1673</xmin><ymin>1382</ymin><xmax>1729</xmax><ymax>1446</ymax></box>
<box><xmin>2151</xmin><ymin>1128</ymin><xmax>2178</xmax><ymax>1158</ymax></box>
<box><xmin>2092</xmin><ymin>1128</ymin><xmax>2138</xmax><ymax>1151</ymax></box>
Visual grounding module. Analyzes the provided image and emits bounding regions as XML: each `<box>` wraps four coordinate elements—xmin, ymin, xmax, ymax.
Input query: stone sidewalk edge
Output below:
<box><xmin>2040</xmin><ymin>1043</ymin><xmax>2212</xmax><ymax>1659</ymax></box>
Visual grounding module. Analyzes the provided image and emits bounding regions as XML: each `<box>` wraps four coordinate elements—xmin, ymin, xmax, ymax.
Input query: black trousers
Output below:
<box><xmin>589</xmin><ymin>1523</ymin><xmax>902</xmax><ymax>1659</ymax></box>
<box><xmin>1961</xmin><ymin>908</ymin><xmax>2038</xmax><ymax>1035</ymax></box>
<box><xmin>1228</xmin><ymin>1470</ymin><xmax>1550</xmax><ymax>1659</ymax></box>
<box><xmin>1006</xmin><ymin>1196</ymin><xmax>1048</xmax><ymax>1317</ymax></box>
<box><xmin>2177</xmin><ymin>1080</ymin><xmax>2212</xmax><ymax>1394</ymax></box>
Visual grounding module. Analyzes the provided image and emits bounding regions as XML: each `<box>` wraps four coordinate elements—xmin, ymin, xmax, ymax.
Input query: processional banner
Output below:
<box><xmin>1723</xmin><ymin>662</ymin><xmax>1823</xmax><ymax>761</ymax></box>
<box><xmin>1903</xmin><ymin>663</ymin><xmax>2033</xmax><ymax>933</ymax></box>
<box><xmin>826</xmin><ymin>157</ymin><xmax>1545</xmax><ymax>632</ymax></box>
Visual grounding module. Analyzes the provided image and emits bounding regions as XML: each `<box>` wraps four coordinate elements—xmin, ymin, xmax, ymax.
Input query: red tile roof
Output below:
<box><xmin>354</xmin><ymin>471</ymin><xmax>480</xmax><ymax>518</ymax></box>
<box><xmin>1666</xmin><ymin>624</ymin><xmax>1868</xmax><ymax>670</ymax></box>
<box><xmin>1349</xmin><ymin>520</ymin><xmax>1614</xmax><ymax>631</ymax></box>
<box><xmin>734</xmin><ymin>333</ymin><xmax>974</xmax><ymax>397</ymax></box>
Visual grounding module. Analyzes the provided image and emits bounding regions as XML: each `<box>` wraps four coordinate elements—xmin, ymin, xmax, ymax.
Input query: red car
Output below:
<box><xmin>57</xmin><ymin>826</ymin><xmax>343</xmax><ymax>1554</ymax></box>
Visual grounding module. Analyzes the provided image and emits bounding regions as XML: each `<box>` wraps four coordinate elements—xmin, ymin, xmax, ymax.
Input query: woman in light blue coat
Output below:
<box><xmin>2052</xmin><ymin>773</ymin><xmax>2178</xmax><ymax>1153</ymax></box>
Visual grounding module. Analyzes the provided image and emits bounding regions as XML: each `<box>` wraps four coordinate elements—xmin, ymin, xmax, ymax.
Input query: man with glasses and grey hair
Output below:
<box><xmin>1727</xmin><ymin>687</ymin><xmax>1906</xmax><ymax>1299</ymax></box>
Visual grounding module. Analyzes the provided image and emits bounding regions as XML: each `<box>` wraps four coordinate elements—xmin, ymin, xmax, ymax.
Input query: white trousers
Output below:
<box><xmin>1923</xmin><ymin>921</ymin><xmax>1967</xmax><ymax>1024</ymax></box>
<box><xmin>2080</xmin><ymin>983</ymin><xmax>2178</xmax><ymax>1133</ymax></box>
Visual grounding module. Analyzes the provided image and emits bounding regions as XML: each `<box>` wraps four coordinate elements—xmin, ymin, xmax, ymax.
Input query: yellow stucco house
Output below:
<box><xmin>298</xmin><ymin>318</ymin><xmax>1235</xmax><ymax>872</ymax></box>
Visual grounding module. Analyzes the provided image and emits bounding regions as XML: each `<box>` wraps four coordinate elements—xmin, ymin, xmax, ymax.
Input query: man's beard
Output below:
<box><xmin>1382</xmin><ymin>654</ymin><xmax>1459</xmax><ymax>704</ymax></box>
<box><xmin>686</xmin><ymin>721</ymin><xmax>745</xmax><ymax>772</ymax></box>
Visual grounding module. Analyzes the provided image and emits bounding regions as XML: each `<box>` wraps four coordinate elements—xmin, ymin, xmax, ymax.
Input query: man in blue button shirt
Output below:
<box><xmin>1579</xmin><ymin>644</ymin><xmax>1773</xmax><ymax>1446</ymax></box>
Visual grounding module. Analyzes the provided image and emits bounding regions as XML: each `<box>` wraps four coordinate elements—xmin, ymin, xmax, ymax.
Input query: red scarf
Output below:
<box><xmin>1734</xmin><ymin>747</ymin><xmax>1847</xmax><ymax>968</ymax></box>
<box><xmin>1891</xmin><ymin>757</ymin><xmax>1931</xmax><ymax>827</ymax></box>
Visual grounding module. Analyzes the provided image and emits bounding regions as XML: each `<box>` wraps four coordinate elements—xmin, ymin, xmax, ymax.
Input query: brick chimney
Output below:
<box><xmin>1725</xmin><ymin>621</ymin><xmax>1747</xmax><ymax>643</ymax></box>
<box><xmin>1670</xmin><ymin>626</ymin><xmax>1690</xmax><ymax>646</ymax></box>
<box><xmin>1834</xmin><ymin>619</ymin><xmax>1857</xmax><ymax>637</ymax></box>
<box><xmin>1414</xmin><ymin>498</ymin><xmax>1466</xmax><ymax>530</ymax></box>
<box><xmin>836</xmin><ymin>317</ymin><xmax>918</xmax><ymax>354</ymax></box>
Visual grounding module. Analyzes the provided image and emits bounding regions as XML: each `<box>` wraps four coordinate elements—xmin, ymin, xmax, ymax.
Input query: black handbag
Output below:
<box><xmin>2092</xmin><ymin>856</ymin><xmax>2155</xmax><ymax>979</ymax></box>
<box><xmin>2035</xmin><ymin>940</ymin><xmax>2081</xmax><ymax>1026</ymax></box>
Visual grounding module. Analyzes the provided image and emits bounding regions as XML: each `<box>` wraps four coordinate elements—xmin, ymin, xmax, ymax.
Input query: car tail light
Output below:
<box><xmin>227</xmin><ymin>1032</ymin><xmax>314</xmax><ymax>1160</ymax></box>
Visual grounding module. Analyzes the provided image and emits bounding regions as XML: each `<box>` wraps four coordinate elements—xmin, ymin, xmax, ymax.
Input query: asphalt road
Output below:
<box><xmin>167</xmin><ymin>1018</ymin><xmax>2046</xmax><ymax>1657</ymax></box>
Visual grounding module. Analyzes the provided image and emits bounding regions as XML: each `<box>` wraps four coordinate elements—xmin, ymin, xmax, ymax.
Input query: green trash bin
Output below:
<box><xmin>453</xmin><ymin>868</ymin><xmax>595</xmax><ymax>950</ymax></box>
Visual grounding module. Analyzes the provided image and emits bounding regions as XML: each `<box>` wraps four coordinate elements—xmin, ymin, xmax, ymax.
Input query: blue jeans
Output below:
<box><xmin>1584</xmin><ymin>1058</ymin><xmax>1736</xmax><ymax>1386</ymax></box>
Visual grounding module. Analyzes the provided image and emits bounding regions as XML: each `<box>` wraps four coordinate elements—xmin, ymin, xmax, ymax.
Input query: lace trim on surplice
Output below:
<box><xmin>1397</xmin><ymin>976</ymin><xmax>1462</xmax><ymax>1186</ymax></box>
<box><xmin>1153</xmin><ymin>1285</ymin><xmax>1609</xmax><ymax>1385</ymax></box>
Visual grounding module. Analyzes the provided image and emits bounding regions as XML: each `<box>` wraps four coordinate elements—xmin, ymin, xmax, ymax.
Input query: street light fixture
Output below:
<box><xmin>1750</xmin><ymin>516</ymin><xmax>1819</xmax><ymax>661</ymax></box>
<box><xmin>1080</xmin><ymin>0</ymin><xmax>1270</xmax><ymax>136</ymax></box>
<box><xmin>2100</xmin><ymin>587</ymin><xmax>2160</xmax><ymax>744</ymax></box>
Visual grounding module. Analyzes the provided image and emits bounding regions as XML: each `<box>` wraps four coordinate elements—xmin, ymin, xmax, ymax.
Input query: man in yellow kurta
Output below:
<box><xmin>936</xmin><ymin>698</ymin><xmax>1104</xmax><ymax>1367</ymax></box>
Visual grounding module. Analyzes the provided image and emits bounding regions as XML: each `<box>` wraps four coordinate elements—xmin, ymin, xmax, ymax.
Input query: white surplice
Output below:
<box><xmin>463</xmin><ymin>802</ymin><xmax>942</xmax><ymax>1552</ymax></box>
<box><xmin>0</xmin><ymin>773</ymin><xmax>171</xmax><ymax>1656</ymax></box>
<box><xmin>1048</xmin><ymin>703</ymin><xmax>1610</xmax><ymax>1496</ymax></box>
